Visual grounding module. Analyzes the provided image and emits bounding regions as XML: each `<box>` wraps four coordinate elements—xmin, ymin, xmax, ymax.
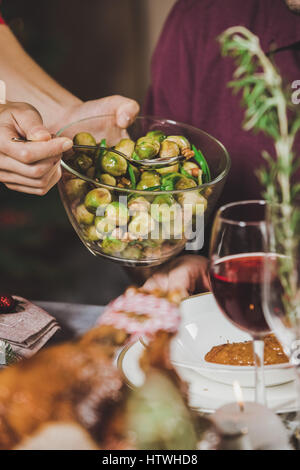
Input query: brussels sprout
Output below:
<box><xmin>135</xmin><ymin>140</ymin><xmax>160</xmax><ymax>160</ymax></box>
<box><xmin>105</xmin><ymin>201</ymin><xmax>129</xmax><ymax>226</ymax></box>
<box><xmin>156</xmin><ymin>163</ymin><xmax>179</xmax><ymax>175</ymax></box>
<box><xmin>136</xmin><ymin>137</ymin><xmax>160</xmax><ymax>149</ymax></box>
<box><xmin>177</xmin><ymin>191</ymin><xmax>207</xmax><ymax>215</ymax></box>
<box><xmin>175</xmin><ymin>177</ymin><xmax>197</xmax><ymax>190</ymax></box>
<box><xmin>73</xmin><ymin>132</ymin><xmax>97</xmax><ymax>149</ymax></box>
<box><xmin>143</xmin><ymin>245</ymin><xmax>164</xmax><ymax>259</ymax></box>
<box><xmin>136</xmin><ymin>171</ymin><xmax>161</xmax><ymax>190</ymax></box>
<box><xmin>135</xmin><ymin>181</ymin><xmax>153</xmax><ymax>191</ymax></box>
<box><xmin>111</xmin><ymin>227</ymin><xmax>125</xmax><ymax>240</ymax></box>
<box><xmin>84</xmin><ymin>188</ymin><xmax>112</xmax><ymax>214</ymax></box>
<box><xmin>160</xmin><ymin>172</ymin><xmax>182</xmax><ymax>190</ymax></box>
<box><xmin>141</xmin><ymin>238</ymin><xmax>163</xmax><ymax>249</ymax></box>
<box><xmin>101</xmin><ymin>238</ymin><xmax>127</xmax><ymax>255</ymax></box>
<box><xmin>86</xmin><ymin>166</ymin><xmax>95</xmax><ymax>179</ymax></box>
<box><xmin>161</xmin><ymin>210</ymin><xmax>190</xmax><ymax>239</ymax></box>
<box><xmin>159</xmin><ymin>140</ymin><xmax>180</xmax><ymax>158</ymax></box>
<box><xmin>75</xmin><ymin>204</ymin><xmax>95</xmax><ymax>225</ymax></box>
<box><xmin>95</xmin><ymin>216</ymin><xmax>116</xmax><ymax>239</ymax></box>
<box><xmin>162</xmin><ymin>220</ymin><xmax>184</xmax><ymax>239</ymax></box>
<box><xmin>115</xmin><ymin>138</ymin><xmax>135</xmax><ymax>158</ymax></box>
<box><xmin>122</xmin><ymin>245</ymin><xmax>143</xmax><ymax>260</ymax></box>
<box><xmin>128</xmin><ymin>196</ymin><xmax>151</xmax><ymax>215</ymax></box>
<box><xmin>152</xmin><ymin>194</ymin><xmax>176</xmax><ymax>206</ymax></box>
<box><xmin>65</xmin><ymin>178</ymin><xmax>89</xmax><ymax>201</ymax></box>
<box><xmin>151</xmin><ymin>194</ymin><xmax>179</xmax><ymax>223</ymax></box>
<box><xmin>99</xmin><ymin>173</ymin><xmax>117</xmax><ymax>186</ymax></box>
<box><xmin>101</xmin><ymin>151</ymin><xmax>128</xmax><ymax>176</ymax></box>
<box><xmin>166</xmin><ymin>135</ymin><xmax>191</xmax><ymax>151</ymax></box>
<box><xmin>146</xmin><ymin>130</ymin><xmax>166</xmax><ymax>143</ymax></box>
<box><xmin>75</xmin><ymin>154</ymin><xmax>93</xmax><ymax>173</ymax></box>
<box><xmin>128</xmin><ymin>213</ymin><xmax>155</xmax><ymax>237</ymax></box>
<box><xmin>84</xmin><ymin>225</ymin><xmax>100</xmax><ymax>241</ymax></box>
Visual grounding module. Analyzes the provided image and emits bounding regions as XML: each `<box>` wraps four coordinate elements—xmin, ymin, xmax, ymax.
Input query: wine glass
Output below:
<box><xmin>209</xmin><ymin>200</ymin><xmax>269</xmax><ymax>404</ymax></box>
<box><xmin>263</xmin><ymin>202</ymin><xmax>300</xmax><ymax>427</ymax></box>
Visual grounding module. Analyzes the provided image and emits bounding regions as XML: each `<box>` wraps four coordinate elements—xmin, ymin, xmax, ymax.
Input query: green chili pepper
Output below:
<box><xmin>144</xmin><ymin>185</ymin><xmax>161</xmax><ymax>191</ymax></box>
<box><xmin>132</xmin><ymin>151</ymin><xmax>140</xmax><ymax>161</ymax></box>
<box><xmin>95</xmin><ymin>139</ymin><xmax>107</xmax><ymax>178</ymax></box>
<box><xmin>191</xmin><ymin>145</ymin><xmax>211</xmax><ymax>182</ymax></box>
<box><xmin>161</xmin><ymin>172</ymin><xmax>183</xmax><ymax>191</ymax></box>
<box><xmin>128</xmin><ymin>164</ymin><xmax>136</xmax><ymax>189</ymax></box>
<box><xmin>180</xmin><ymin>166</ymin><xmax>198</xmax><ymax>182</ymax></box>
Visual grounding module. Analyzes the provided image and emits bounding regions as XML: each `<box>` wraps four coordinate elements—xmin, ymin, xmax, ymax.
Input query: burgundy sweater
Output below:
<box><xmin>144</xmin><ymin>0</ymin><xmax>300</xmax><ymax>205</ymax></box>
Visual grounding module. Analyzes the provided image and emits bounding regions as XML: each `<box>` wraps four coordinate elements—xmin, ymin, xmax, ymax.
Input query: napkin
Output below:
<box><xmin>0</xmin><ymin>296</ymin><xmax>60</xmax><ymax>360</ymax></box>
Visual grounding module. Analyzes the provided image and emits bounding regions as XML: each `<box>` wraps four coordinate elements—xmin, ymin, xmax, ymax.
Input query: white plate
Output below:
<box><xmin>117</xmin><ymin>340</ymin><xmax>298</xmax><ymax>414</ymax></box>
<box><xmin>170</xmin><ymin>293</ymin><xmax>294</xmax><ymax>388</ymax></box>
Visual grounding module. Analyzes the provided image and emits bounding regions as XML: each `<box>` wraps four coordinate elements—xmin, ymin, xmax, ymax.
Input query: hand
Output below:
<box><xmin>54</xmin><ymin>94</ymin><xmax>140</xmax><ymax>133</ymax></box>
<box><xmin>0</xmin><ymin>102</ymin><xmax>73</xmax><ymax>195</ymax></box>
<box><xmin>142</xmin><ymin>255</ymin><xmax>211</xmax><ymax>298</ymax></box>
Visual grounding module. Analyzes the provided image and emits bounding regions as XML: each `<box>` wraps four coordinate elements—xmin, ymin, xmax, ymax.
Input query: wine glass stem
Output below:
<box><xmin>253</xmin><ymin>338</ymin><xmax>266</xmax><ymax>405</ymax></box>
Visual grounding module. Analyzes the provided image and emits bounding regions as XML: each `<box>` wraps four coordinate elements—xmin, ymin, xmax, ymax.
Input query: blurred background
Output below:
<box><xmin>0</xmin><ymin>0</ymin><xmax>176</xmax><ymax>304</ymax></box>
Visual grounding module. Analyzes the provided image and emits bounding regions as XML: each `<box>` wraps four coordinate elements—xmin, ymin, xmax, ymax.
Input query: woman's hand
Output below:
<box><xmin>55</xmin><ymin>95</ymin><xmax>140</xmax><ymax>132</ymax></box>
<box><xmin>0</xmin><ymin>96</ymin><xmax>139</xmax><ymax>195</ymax></box>
<box><xmin>0</xmin><ymin>101</ymin><xmax>73</xmax><ymax>195</ymax></box>
<box><xmin>143</xmin><ymin>254</ymin><xmax>211</xmax><ymax>298</ymax></box>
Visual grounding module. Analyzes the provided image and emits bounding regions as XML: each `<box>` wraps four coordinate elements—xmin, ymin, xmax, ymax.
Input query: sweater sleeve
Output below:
<box><xmin>0</xmin><ymin>4</ymin><xmax>5</xmax><ymax>25</ymax></box>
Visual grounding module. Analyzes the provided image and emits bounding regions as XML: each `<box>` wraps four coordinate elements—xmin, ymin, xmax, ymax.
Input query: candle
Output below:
<box><xmin>210</xmin><ymin>382</ymin><xmax>290</xmax><ymax>450</ymax></box>
<box><xmin>216</xmin><ymin>420</ymin><xmax>252</xmax><ymax>450</ymax></box>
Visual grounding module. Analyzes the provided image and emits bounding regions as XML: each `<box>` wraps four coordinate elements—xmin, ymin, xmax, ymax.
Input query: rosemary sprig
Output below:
<box><xmin>218</xmin><ymin>27</ymin><xmax>300</xmax><ymax>321</ymax></box>
<box><xmin>218</xmin><ymin>26</ymin><xmax>300</xmax><ymax>206</ymax></box>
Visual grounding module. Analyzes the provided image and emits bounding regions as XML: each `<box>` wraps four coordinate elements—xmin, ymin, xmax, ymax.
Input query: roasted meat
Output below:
<box><xmin>0</xmin><ymin>288</ymin><xmax>197</xmax><ymax>450</ymax></box>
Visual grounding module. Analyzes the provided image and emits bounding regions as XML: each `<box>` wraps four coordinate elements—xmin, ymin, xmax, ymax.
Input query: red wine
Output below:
<box><xmin>210</xmin><ymin>253</ymin><xmax>271</xmax><ymax>335</ymax></box>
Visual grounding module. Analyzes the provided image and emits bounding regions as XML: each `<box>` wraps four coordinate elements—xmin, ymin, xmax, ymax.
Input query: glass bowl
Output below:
<box><xmin>57</xmin><ymin>115</ymin><xmax>230</xmax><ymax>267</ymax></box>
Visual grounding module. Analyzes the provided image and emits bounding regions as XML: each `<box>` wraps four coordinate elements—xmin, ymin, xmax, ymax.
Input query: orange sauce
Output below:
<box><xmin>205</xmin><ymin>334</ymin><xmax>289</xmax><ymax>366</ymax></box>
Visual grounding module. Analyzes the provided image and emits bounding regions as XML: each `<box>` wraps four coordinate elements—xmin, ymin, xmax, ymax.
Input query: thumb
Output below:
<box><xmin>115</xmin><ymin>98</ymin><xmax>140</xmax><ymax>128</ymax></box>
<box><xmin>14</xmin><ymin>105</ymin><xmax>52</xmax><ymax>142</ymax></box>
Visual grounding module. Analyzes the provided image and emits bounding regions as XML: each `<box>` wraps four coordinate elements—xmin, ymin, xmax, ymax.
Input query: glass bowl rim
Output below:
<box><xmin>57</xmin><ymin>114</ymin><xmax>231</xmax><ymax>195</ymax></box>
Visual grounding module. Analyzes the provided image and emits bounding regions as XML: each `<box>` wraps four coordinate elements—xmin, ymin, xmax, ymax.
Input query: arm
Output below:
<box><xmin>0</xmin><ymin>25</ymin><xmax>139</xmax><ymax>194</ymax></box>
<box><xmin>0</xmin><ymin>25</ymin><xmax>139</xmax><ymax>131</ymax></box>
<box><xmin>0</xmin><ymin>26</ymin><xmax>79</xmax><ymax>130</ymax></box>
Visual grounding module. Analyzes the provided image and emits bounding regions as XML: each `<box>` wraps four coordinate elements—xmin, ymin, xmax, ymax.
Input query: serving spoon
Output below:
<box><xmin>11</xmin><ymin>137</ymin><xmax>186</xmax><ymax>169</ymax></box>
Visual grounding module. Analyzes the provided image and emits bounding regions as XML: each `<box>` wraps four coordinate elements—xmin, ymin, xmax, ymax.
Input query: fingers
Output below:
<box><xmin>143</xmin><ymin>273</ymin><xmax>171</xmax><ymax>294</ymax></box>
<box><xmin>143</xmin><ymin>255</ymin><xmax>210</xmax><ymax>297</ymax></box>
<box><xmin>0</xmin><ymin>101</ymin><xmax>71</xmax><ymax>195</ymax></box>
<box><xmin>115</xmin><ymin>97</ymin><xmax>140</xmax><ymax>128</ymax></box>
<box><xmin>0</xmin><ymin>134</ymin><xmax>72</xmax><ymax>164</ymax></box>
<box><xmin>143</xmin><ymin>272</ymin><xmax>189</xmax><ymax>299</ymax></box>
<box><xmin>0</xmin><ymin>102</ymin><xmax>73</xmax><ymax>163</ymax></box>
<box><xmin>3</xmin><ymin>161</ymin><xmax>62</xmax><ymax>196</ymax></box>
<box><xmin>12</xmin><ymin>103</ymin><xmax>52</xmax><ymax>142</ymax></box>
<box><xmin>0</xmin><ymin>153</ymin><xmax>60</xmax><ymax>179</ymax></box>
